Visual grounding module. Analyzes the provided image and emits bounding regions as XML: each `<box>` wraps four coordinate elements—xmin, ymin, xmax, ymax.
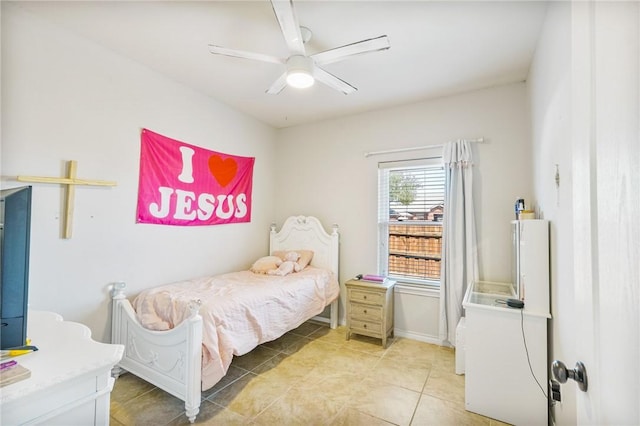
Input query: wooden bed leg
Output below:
<box><xmin>330</xmin><ymin>299</ymin><xmax>338</xmax><ymax>329</ymax></box>
<box><xmin>185</xmin><ymin>405</ymin><xmax>199</xmax><ymax>424</ymax></box>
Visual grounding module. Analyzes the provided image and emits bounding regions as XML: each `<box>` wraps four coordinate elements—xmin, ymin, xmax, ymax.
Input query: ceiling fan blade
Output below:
<box><xmin>208</xmin><ymin>45</ymin><xmax>283</xmax><ymax>64</ymax></box>
<box><xmin>311</xmin><ymin>35</ymin><xmax>390</xmax><ymax>66</ymax></box>
<box><xmin>270</xmin><ymin>0</ymin><xmax>305</xmax><ymax>56</ymax></box>
<box><xmin>313</xmin><ymin>67</ymin><xmax>357</xmax><ymax>95</ymax></box>
<box><xmin>266</xmin><ymin>72</ymin><xmax>288</xmax><ymax>95</ymax></box>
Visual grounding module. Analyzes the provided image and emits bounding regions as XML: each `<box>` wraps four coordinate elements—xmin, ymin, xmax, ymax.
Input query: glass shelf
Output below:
<box><xmin>464</xmin><ymin>280</ymin><xmax>515</xmax><ymax>308</ymax></box>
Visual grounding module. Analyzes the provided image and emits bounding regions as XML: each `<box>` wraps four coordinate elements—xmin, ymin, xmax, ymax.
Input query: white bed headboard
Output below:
<box><xmin>270</xmin><ymin>216</ymin><xmax>339</xmax><ymax>277</ymax></box>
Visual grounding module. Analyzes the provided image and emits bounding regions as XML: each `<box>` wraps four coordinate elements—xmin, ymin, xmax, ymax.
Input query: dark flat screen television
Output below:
<box><xmin>1</xmin><ymin>186</ymin><xmax>32</xmax><ymax>350</ymax></box>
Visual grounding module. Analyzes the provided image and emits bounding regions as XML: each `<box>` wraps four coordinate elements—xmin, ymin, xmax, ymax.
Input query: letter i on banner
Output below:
<box><xmin>178</xmin><ymin>147</ymin><xmax>195</xmax><ymax>183</ymax></box>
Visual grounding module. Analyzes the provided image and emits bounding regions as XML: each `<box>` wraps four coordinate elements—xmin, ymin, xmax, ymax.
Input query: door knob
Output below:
<box><xmin>552</xmin><ymin>360</ymin><xmax>588</xmax><ymax>392</ymax></box>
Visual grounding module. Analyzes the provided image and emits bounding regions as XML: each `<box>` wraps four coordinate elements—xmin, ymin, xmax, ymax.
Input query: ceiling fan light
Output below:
<box><xmin>286</xmin><ymin>55</ymin><xmax>314</xmax><ymax>89</ymax></box>
<box><xmin>286</xmin><ymin>71</ymin><xmax>314</xmax><ymax>88</ymax></box>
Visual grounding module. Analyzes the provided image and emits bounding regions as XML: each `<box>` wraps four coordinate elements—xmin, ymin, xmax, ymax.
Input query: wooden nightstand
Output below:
<box><xmin>345</xmin><ymin>278</ymin><xmax>396</xmax><ymax>348</ymax></box>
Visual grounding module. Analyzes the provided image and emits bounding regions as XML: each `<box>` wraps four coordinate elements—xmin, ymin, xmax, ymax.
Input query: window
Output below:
<box><xmin>378</xmin><ymin>157</ymin><xmax>445</xmax><ymax>285</ymax></box>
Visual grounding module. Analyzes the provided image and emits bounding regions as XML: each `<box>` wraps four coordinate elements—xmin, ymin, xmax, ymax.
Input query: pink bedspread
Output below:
<box><xmin>132</xmin><ymin>267</ymin><xmax>339</xmax><ymax>390</ymax></box>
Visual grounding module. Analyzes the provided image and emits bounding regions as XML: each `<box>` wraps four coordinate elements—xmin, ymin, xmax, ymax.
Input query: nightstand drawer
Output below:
<box><xmin>349</xmin><ymin>289</ymin><xmax>384</xmax><ymax>306</ymax></box>
<box><xmin>350</xmin><ymin>303</ymin><xmax>382</xmax><ymax>321</ymax></box>
<box><xmin>349</xmin><ymin>319</ymin><xmax>382</xmax><ymax>335</ymax></box>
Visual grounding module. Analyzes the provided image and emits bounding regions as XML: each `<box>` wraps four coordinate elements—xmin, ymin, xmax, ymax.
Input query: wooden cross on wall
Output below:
<box><xmin>17</xmin><ymin>160</ymin><xmax>117</xmax><ymax>239</ymax></box>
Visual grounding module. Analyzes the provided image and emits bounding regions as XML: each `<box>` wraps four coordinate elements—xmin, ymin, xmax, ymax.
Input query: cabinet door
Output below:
<box><xmin>465</xmin><ymin>308</ymin><xmax>548</xmax><ymax>425</ymax></box>
<box><xmin>518</xmin><ymin>220</ymin><xmax>549</xmax><ymax>315</ymax></box>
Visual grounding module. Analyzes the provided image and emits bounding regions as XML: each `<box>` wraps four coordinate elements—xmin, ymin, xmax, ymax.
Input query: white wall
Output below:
<box><xmin>527</xmin><ymin>3</ymin><xmax>574</xmax><ymax>424</ymax></box>
<box><xmin>1</xmin><ymin>4</ymin><xmax>277</xmax><ymax>342</ymax></box>
<box><xmin>275</xmin><ymin>83</ymin><xmax>533</xmax><ymax>340</ymax></box>
<box><xmin>1</xmin><ymin>2</ymin><xmax>537</xmax><ymax>348</ymax></box>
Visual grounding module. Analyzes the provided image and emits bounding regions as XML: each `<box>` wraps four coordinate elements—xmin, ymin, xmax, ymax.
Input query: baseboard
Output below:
<box><xmin>393</xmin><ymin>328</ymin><xmax>446</xmax><ymax>346</ymax></box>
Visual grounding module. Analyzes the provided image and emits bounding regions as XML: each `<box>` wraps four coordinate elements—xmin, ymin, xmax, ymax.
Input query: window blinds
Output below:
<box><xmin>377</xmin><ymin>157</ymin><xmax>445</xmax><ymax>282</ymax></box>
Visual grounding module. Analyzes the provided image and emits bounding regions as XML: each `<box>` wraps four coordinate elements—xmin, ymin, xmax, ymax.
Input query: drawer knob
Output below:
<box><xmin>363</xmin><ymin>324</ymin><xmax>367</xmax><ymax>328</ymax></box>
<box><xmin>364</xmin><ymin>309</ymin><xmax>367</xmax><ymax>314</ymax></box>
<box><xmin>364</xmin><ymin>295</ymin><xmax>367</xmax><ymax>299</ymax></box>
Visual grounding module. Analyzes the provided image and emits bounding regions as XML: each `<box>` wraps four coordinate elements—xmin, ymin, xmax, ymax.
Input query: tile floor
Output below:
<box><xmin>109</xmin><ymin>321</ymin><xmax>509</xmax><ymax>425</ymax></box>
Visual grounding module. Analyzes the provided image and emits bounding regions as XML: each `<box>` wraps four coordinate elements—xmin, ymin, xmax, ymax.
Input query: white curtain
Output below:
<box><xmin>439</xmin><ymin>140</ymin><xmax>479</xmax><ymax>346</ymax></box>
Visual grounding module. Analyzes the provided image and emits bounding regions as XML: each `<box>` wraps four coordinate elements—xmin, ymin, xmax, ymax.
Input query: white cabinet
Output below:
<box><xmin>463</xmin><ymin>220</ymin><xmax>550</xmax><ymax>425</ymax></box>
<box><xmin>463</xmin><ymin>282</ymin><xmax>549</xmax><ymax>425</ymax></box>
<box><xmin>511</xmin><ymin>219</ymin><xmax>550</xmax><ymax>316</ymax></box>
<box><xmin>0</xmin><ymin>311</ymin><xmax>124</xmax><ymax>425</ymax></box>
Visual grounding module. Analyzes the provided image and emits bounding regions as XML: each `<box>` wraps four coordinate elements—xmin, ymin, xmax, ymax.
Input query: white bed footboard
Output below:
<box><xmin>111</xmin><ymin>282</ymin><xmax>203</xmax><ymax>423</ymax></box>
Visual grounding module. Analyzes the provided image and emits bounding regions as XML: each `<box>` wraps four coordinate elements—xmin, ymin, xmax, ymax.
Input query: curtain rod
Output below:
<box><xmin>364</xmin><ymin>138</ymin><xmax>485</xmax><ymax>158</ymax></box>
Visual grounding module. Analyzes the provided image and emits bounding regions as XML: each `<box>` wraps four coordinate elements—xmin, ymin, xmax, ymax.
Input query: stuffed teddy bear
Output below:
<box><xmin>268</xmin><ymin>251</ymin><xmax>302</xmax><ymax>276</ymax></box>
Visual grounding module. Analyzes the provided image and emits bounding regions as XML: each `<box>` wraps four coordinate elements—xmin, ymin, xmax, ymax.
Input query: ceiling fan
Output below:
<box><xmin>208</xmin><ymin>0</ymin><xmax>390</xmax><ymax>95</ymax></box>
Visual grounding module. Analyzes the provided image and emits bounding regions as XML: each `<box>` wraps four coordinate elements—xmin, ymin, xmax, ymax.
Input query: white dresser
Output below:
<box><xmin>0</xmin><ymin>311</ymin><xmax>124</xmax><ymax>425</ymax></box>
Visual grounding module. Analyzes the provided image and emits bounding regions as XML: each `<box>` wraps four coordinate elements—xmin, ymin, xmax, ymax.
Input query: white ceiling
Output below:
<box><xmin>11</xmin><ymin>1</ymin><xmax>548</xmax><ymax>128</ymax></box>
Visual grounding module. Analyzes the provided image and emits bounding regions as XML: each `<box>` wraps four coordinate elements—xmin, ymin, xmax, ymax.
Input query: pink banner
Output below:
<box><xmin>136</xmin><ymin>128</ymin><xmax>254</xmax><ymax>226</ymax></box>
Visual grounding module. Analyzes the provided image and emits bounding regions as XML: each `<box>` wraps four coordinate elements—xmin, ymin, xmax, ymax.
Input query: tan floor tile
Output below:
<box><xmin>350</xmin><ymin>378</ymin><xmax>421</xmax><ymax>426</ymax></box>
<box><xmin>383</xmin><ymin>337</ymin><xmax>438</xmax><ymax>367</ymax></box>
<box><xmin>343</xmin><ymin>333</ymin><xmax>390</xmax><ymax>356</ymax></box>
<box><xmin>367</xmin><ymin>355</ymin><xmax>430</xmax><ymax>392</ymax></box>
<box><xmin>284</xmin><ymin>337</ymin><xmax>341</xmax><ymax>361</ymax></box>
<box><xmin>293</xmin><ymin>367</ymin><xmax>363</xmax><ymax>405</ymax></box>
<box><xmin>202</xmin><ymin>365</ymin><xmax>248</xmax><ymax>399</ymax></box>
<box><xmin>207</xmin><ymin>372</ymin><xmax>255</xmax><ymax>404</ymax></box>
<box><xmin>439</xmin><ymin>345</ymin><xmax>455</xmax><ymax>356</ymax></box>
<box><xmin>332</xmin><ymin>407</ymin><xmax>396</xmax><ymax>426</ymax></box>
<box><xmin>169</xmin><ymin>400</ymin><xmax>248</xmax><ymax>425</ymax></box>
<box><xmin>422</xmin><ymin>369</ymin><xmax>466</xmax><ymax>407</ymax></box>
<box><xmin>111</xmin><ymin>387</ymin><xmax>186</xmax><ymax>425</ymax></box>
<box><xmin>489</xmin><ymin>419</ymin><xmax>514</xmax><ymax>426</ymax></box>
<box><xmin>252</xmin><ymin>390</ymin><xmax>343</xmax><ymax>426</ymax></box>
<box><xmin>231</xmin><ymin>345</ymin><xmax>279</xmax><ymax>371</ymax></box>
<box><xmin>289</xmin><ymin>320</ymin><xmax>325</xmax><ymax>337</ymax></box>
<box><xmin>252</xmin><ymin>352</ymin><xmax>317</xmax><ymax>386</ymax></box>
<box><xmin>209</xmin><ymin>372</ymin><xmax>290</xmax><ymax>418</ymax></box>
<box><xmin>110</xmin><ymin>372</ymin><xmax>156</xmax><ymax>410</ymax></box>
<box><xmin>262</xmin><ymin>331</ymin><xmax>306</xmax><ymax>352</ymax></box>
<box><xmin>432</xmin><ymin>346</ymin><xmax>456</xmax><ymax>373</ymax></box>
<box><xmin>307</xmin><ymin>325</ymin><xmax>349</xmax><ymax>346</ymax></box>
<box><xmin>280</xmin><ymin>335</ymin><xmax>315</xmax><ymax>354</ymax></box>
<box><xmin>318</xmin><ymin>347</ymin><xmax>380</xmax><ymax>375</ymax></box>
<box><xmin>109</xmin><ymin>416</ymin><xmax>126</xmax><ymax>426</ymax></box>
<box><xmin>110</xmin><ymin>327</ymin><xmax>480</xmax><ymax>426</ymax></box>
<box><xmin>411</xmin><ymin>394</ymin><xmax>490</xmax><ymax>426</ymax></box>
<box><xmin>266</xmin><ymin>349</ymin><xmax>323</xmax><ymax>370</ymax></box>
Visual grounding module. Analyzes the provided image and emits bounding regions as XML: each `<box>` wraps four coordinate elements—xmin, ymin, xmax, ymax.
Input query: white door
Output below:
<box><xmin>571</xmin><ymin>1</ymin><xmax>639</xmax><ymax>424</ymax></box>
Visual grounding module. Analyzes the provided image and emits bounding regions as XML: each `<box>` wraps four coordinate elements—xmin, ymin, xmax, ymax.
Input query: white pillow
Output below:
<box><xmin>250</xmin><ymin>256</ymin><xmax>282</xmax><ymax>274</ymax></box>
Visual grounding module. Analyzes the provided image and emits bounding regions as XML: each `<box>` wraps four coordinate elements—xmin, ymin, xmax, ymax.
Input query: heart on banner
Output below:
<box><xmin>208</xmin><ymin>155</ymin><xmax>238</xmax><ymax>187</ymax></box>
